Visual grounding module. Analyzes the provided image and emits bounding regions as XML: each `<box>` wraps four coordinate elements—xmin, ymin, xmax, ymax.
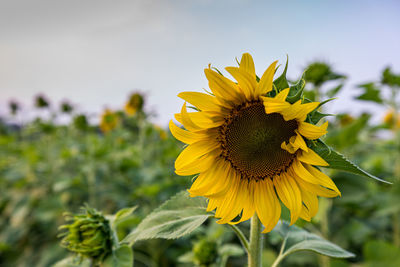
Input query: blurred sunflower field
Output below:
<box><xmin>1</xmin><ymin>60</ymin><xmax>400</xmax><ymax>267</ymax></box>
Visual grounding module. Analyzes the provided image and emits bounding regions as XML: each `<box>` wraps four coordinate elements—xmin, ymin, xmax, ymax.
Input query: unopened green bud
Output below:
<box><xmin>59</xmin><ymin>206</ymin><xmax>113</xmax><ymax>263</ymax></box>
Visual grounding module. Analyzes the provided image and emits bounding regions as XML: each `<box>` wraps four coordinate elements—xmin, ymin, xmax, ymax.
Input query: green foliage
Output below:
<box><xmin>309</xmin><ymin>139</ymin><xmax>389</xmax><ymax>183</ymax></box>
<box><xmin>356</xmin><ymin>82</ymin><xmax>383</xmax><ymax>103</ymax></box>
<box><xmin>274</xmin><ymin>221</ymin><xmax>354</xmax><ymax>259</ymax></box>
<box><xmin>123</xmin><ymin>191</ymin><xmax>209</xmax><ymax>244</ymax></box>
<box><xmin>363</xmin><ymin>240</ymin><xmax>400</xmax><ymax>267</ymax></box>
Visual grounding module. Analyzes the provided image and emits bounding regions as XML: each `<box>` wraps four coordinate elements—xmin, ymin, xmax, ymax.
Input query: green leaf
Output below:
<box><xmin>104</xmin><ymin>245</ymin><xmax>133</xmax><ymax>267</ymax></box>
<box><xmin>113</xmin><ymin>206</ymin><xmax>138</xmax><ymax>226</ymax></box>
<box><xmin>356</xmin><ymin>82</ymin><xmax>383</xmax><ymax>103</ymax></box>
<box><xmin>219</xmin><ymin>244</ymin><xmax>245</xmax><ymax>257</ymax></box>
<box><xmin>274</xmin><ymin>221</ymin><xmax>354</xmax><ymax>259</ymax></box>
<box><xmin>309</xmin><ymin>139</ymin><xmax>390</xmax><ymax>184</ymax></box>
<box><xmin>364</xmin><ymin>240</ymin><xmax>400</xmax><ymax>267</ymax></box>
<box><xmin>122</xmin><ymin>191</ymin><xmax>209</xmax><ymax>244</ymax></box>
<box><xmin>273</xmin><ymin>56</ymin><xmax>289</xmax><ymax>91</ymax></box>
<box><xmin>287</xmin><ymin>76</ymin><xmax>306</xmax><ymax>104</ymax></box>
<box><xmin>52</xmin><ymin>257</ymin><xmax>91</xmax><ymax>267</ymax></box>
<box><xmin>326</xmin><ymin>84</ymin><xmax>344</xmax><ymax>98</ymax></box>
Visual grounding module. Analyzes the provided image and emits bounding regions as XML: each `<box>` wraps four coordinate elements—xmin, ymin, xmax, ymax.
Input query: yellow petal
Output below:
<box><xmin>256</xmin><ymin>61</ymin><xmax>278</xmax><ymax>95</ymax></box>
<box><xmin>239</xmin><ymin>53</ymin><xmax>256</xmax><ymax>75</ymax></box>
<box><xmin>189</xmin><ymin>159</ymin><xmax>232</xmax><ymax>198</ymax></box>
<box><xmin>295</xmin><ymin>177</ymin><xmax>339</xmax><ymax>198</ymax></box>
<box><xmin>169</xmin><ymin>120</ymin><xmax>209</xmax><ymax>144</ymax></box>
<box><xmin>175</xmin><ymin>149</ymin><xmax>220</xmax><ymax>176</ymax></box>
<box><xmin>274</xmin><ymin>173</ymin><xmax>302</xmax><ymax>225</ymax></box>
<box><xmin>175</xmin><ymin>139</ymin><xmax>220</xmax><ymax>170</ymax></box>
<box><xmin>226</xmin><ymin>66</ymin><xmax>257</xmax><ymax>100</ymax></box>
<box><xmin>175</xmin><ymin>110</ymin><xmax>225</xmax><ymax>129</ymax></box>
<box><xmin>298</xmin><ymin>121</ymin><xmax>328</xmax><ymax>140</ymax></box>
<box><xmin>297</xmin><ymin>148</ymin><xmax>329</xmax><ymax>166</ymax></box>
<box><xmin>254</xmin><ymin>179</ymin><xmax>281</xmax><ymax>233</ymax></box>
<box><xmin>300</xmin><ymin>189</ymin><xmax>319</xmax><ymax>218</ymax></box>
<box><xmin>204</xmin><ymin>68</ymin><xmax>243</xmax><ymax>106</ymax></box>
<box><xmin>303</xmin><ymin>164</ymin><xmax>341</xmax><ymax>196</ymax></box>
<box><xmin>178</xmin><ymin>92</ymin><xmax>224</xmax><ymax>112</ymax></box>
<box><xmin>178</xmin><ymin>102</ymin><xmax>202</xmax><ymax>131</ymax></box>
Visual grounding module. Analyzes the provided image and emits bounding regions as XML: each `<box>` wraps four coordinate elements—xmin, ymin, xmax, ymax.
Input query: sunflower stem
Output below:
<box><xmin>248</xmin><ymin>214</ymin><xmax>263</xmax><ymax>267</ymax></box>
<box><xmin>228</xmin><ymin>224</ymin><xmax>249</xmax><ymax>253</ymax></box>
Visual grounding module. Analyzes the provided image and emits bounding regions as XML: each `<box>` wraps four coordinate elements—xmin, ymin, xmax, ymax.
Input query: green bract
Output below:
<box><xmin>58</xmin><ymin>206</ymin><xmax>113</xmax><ymax>263</ymax></box>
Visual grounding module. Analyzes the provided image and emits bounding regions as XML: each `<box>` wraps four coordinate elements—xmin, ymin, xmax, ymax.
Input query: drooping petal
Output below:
<box><xmin>274</xmin><ymin>173</ymin><xmax>302</xmax><ymax>225</ymax></box>
<box><xmin>295</xmin><ymin>177</ymin><xmax>339</xmax><ymax>198</ymax></box>
<box><xmin>254</xmin><ymin>179</ymin><xmax>281</xmax><ymax>233</ymax></box>
<box><xmin>297</xmin><ymin>148</ymin><xmax>329</xmax><ymax>166</ymax></box>
<box><xmin>298</xmin><ymin>121</ymin><xmax>328</xmax><ymax>140</ymax></box>
<box><xmin>290</xmin><ymin>160</ymin><xmax>341</xmax><ymax>195</ymax></box>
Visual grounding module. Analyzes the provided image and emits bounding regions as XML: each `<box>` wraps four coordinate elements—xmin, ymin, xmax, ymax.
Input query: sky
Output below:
<box><xmin>0</xmin><ymin>0</ymin><xmax>400</xmax><ymax>125</ymax></box>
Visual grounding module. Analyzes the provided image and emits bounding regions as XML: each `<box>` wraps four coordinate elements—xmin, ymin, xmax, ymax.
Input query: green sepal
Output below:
<box><xmin>309</xmin><ymin>139</ymin><xmax>390</xmax><ymax>184</ymax></box>
<box><xmin>273</xmin><ymin>55</ymin><xmax>289</xmax><ymax>91</ymax></box>
<box><xmin>287</xmin><ymin>75</ymin><xmax>306</xmax><ymax>104</ymax></box>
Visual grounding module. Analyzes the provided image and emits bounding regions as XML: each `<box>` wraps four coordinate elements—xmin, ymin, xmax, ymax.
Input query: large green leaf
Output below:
<box><xmin>309</xmin><ymin>140</ymin><xmax>389</xmax><ymax>183</ymax></box>
<box><xmin>104</xmin><ymin>245</ymin><xmax>133</xmax><ymax>267</ymax></box>
<box><xmin>122</xmin><ymin>191</ymin><xmax>209</xmax><ymax>244</ymax></box>
<box><xmin>274</xmin><ymin>221</ymin><xmax>354</xmax><ymax>259</ymax></box>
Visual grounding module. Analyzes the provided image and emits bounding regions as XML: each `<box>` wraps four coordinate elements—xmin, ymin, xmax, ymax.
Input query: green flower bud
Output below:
<box><xmin>193</xmin><ymin>239</ymin><xmax>218</xmax><ymax>266</ymax></box>
<box><xmin>59</xmin><ymin>206</ymin><xmax>113</xmax><ymax>263</ymax></box>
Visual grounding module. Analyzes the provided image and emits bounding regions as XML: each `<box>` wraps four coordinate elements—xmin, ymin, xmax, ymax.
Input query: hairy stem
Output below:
<box><xmin>248</xmin><ymin>214</ymin><xmax>263</xmax><ymax>267</ymax></box>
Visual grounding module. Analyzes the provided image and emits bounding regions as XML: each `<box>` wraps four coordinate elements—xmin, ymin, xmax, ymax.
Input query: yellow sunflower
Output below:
<box><xmin>125</xmin><ymin>93</ymin><xmax>144</xmax><ymax>116</ymax></box>
<box><xmin>100</xmin><ymin>109</ymin><xmax>120</xmax><ymax>133</ymax></box>
<box><xmin>169</xmin><ymin>53</ymin><xmax>341</xmax><ymax>233</ymax></box>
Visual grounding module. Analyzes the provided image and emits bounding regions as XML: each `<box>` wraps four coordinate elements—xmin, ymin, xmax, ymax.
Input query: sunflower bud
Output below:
<box><xmin>59</xmin><ymin>206</ymin><xmax>113</xmax><ymax>263</ymax></box>
<box><xmin>193</xmin><ymin>239</ymin><xmax>218</xmax><ymax>266</ymax></box>
<box><xmin>124</xmin><ymin>92</ymin><xmax>144</xmax><ymax>116</ymax></box>
<box><xmin>35</xmin><ymin>94</ymin><xmax>50</xmax><ymax>108</ymax></box>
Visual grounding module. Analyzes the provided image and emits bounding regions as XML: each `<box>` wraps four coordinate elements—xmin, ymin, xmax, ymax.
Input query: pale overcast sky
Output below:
<box><xmin>0</xmin><ymin>0</ymin><xmax>399</xmax><ymax>125</ymax></box>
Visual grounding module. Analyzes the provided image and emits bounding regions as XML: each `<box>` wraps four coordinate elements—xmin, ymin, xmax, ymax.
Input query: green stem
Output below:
<box><xmin>228</xmin><ymin>224</ymin><xmax>249</xmax><ymax>253</ymax></box>
<box><xmin>248</xmin><ymin>214</ymin><xmax>263</xmax><ymax>267</ymax></box>
<box><xmin>271</xmin><ymin>236</ymin><xmax>287</xmax><ymax>267</ymax></box>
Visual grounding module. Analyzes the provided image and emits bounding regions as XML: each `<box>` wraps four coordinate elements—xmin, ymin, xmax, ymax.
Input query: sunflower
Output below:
<box><xmin>169</xmin><ymin>53</ymin><xmax>341</xmax><ymax>233</ymax></box>
<box><xmin>125</xmin><ymin>92</ymin><xmax>144</xmax><ymax>116</ymax></box>
<box><xmin>100</xmin><ymin>109</ymin><xmax>120</xmax><ymax>133</ymax></box>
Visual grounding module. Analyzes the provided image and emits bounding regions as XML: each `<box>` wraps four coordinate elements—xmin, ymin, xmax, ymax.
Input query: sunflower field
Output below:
<box><xmin>1</xmin><ymin>56</ymin><xmax>400</xmax><ymax>267</ymax></box>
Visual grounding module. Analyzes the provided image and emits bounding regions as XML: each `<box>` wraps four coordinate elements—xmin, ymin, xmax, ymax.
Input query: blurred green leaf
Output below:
<box><xmin>274</xmin><ymin>221</ymin><xmax>354</xmax><ymax>259</ymax></box>
<box><xmin>356</xmin><ymin>82</ymin><xmax>383</xmax><ymax>103</ymax></box>
<box><xmin>123</xmin><ymin>191</ymin><xmax>209</xmax><ymax>244</ymax></box>
<box><xmin>310</xmin><ymin>139</ymin><xmax>389</xmax><ymax>183</ymax></box>
<box><xmin>104</xmin><ymin>245</ymin><xmax>133</xmax><ymax>267</ymax></box>
<box><xmin>364</xmin><ymin>240</ymin><xmax>400</xmax><ymax>267</ymax></box>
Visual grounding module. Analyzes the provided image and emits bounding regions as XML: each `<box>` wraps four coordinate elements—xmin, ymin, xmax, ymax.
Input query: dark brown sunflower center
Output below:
<box><xmin>220</xmin><ymin>101</ymin><xmax>298</xmax><ymax>180</ymax></box>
